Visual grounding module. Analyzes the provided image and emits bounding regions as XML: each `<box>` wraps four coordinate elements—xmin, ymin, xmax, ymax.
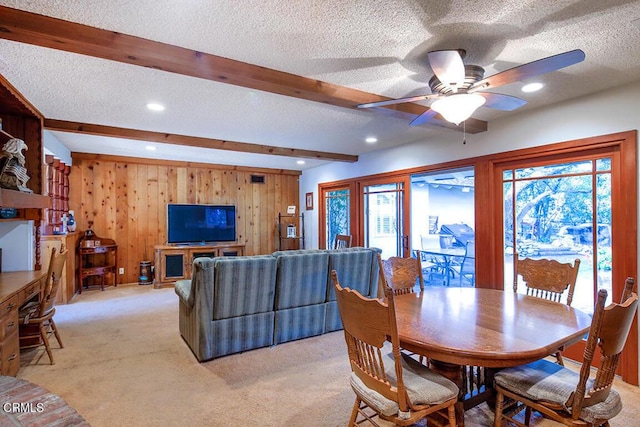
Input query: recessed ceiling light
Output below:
<box><xmin>145</xmin><ymin>145</ymin><xmax>157</xmax><ymax>151</ymax></box>
<box><xmin>522</xmin><ymin>82</ymin><xmax>544</xmax><ymax>93</ymax></box>
<box><xmin>297</xmin><ymin>160</ymin><xmax>305</xmax><ymax>165</ymax></box>
<box><xmin>146</xmin><ymin>102</ymin><xmax>165</xmax><ymax>111</ymax></box>
<box><xmin>365</xmin><ymin>137</ymin><xmax>378</xmax><ymax>143</ymax></box>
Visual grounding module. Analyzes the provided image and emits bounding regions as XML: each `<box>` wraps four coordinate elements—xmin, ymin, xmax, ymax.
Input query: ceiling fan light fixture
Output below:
<box><xmin>430</xmin><ymin>93</ymin><xmax>486</xmax><ymax>125</ymax></box>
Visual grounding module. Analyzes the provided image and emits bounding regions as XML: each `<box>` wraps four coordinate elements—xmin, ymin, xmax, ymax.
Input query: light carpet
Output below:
<box><xmin>17</xmin><ymin>284</ymin><xmax>640</xmax><ymax>426</ymax></box>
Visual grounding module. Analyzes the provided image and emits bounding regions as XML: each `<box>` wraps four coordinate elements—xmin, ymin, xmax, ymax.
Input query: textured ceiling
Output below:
<box><xmin>0</xmin><ymin>0</ymin><xmax>639</xmax><ymax>171</ymax></box>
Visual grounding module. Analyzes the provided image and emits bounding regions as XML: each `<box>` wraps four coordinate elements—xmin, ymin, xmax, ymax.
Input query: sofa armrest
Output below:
<box><xmin>175</xmin><ymin>279</ymin><xmax>194</xmax><ymax>308</ymax></box>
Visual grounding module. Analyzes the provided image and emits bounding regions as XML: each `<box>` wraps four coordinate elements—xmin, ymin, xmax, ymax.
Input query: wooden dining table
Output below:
<box><xmin>394</xmin><ymin>287</ymin><xmax>592</xmax><ymax>426</ymax></box>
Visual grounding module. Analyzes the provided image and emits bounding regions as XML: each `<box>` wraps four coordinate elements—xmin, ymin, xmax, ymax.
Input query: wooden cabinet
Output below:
<box><xmin>153</xmin><ymin>244</ymin><xmax>245</xmax><ymax>288</ymax></box>
<box><xmin>0</xmin><ymin>75</ymin><xmax>49</xmax><ymax>270</ymax></box>
<box><xmin>41</xmin><ymin>233</ymin><xmax>80</xmax><ymax>304</ymax></box>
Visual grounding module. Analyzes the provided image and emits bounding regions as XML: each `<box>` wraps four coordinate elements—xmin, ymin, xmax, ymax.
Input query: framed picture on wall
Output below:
<box><xmin>305</xmin><ymin>192</ymin><xmax>313</xmax><ymax>210</ymax></box>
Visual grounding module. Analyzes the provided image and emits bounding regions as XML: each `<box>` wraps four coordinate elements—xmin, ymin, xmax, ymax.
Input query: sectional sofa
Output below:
<box><xmin>174</xmin><ymin>247</ymin><xmax>380</xmax><ymax>362</ymax></box>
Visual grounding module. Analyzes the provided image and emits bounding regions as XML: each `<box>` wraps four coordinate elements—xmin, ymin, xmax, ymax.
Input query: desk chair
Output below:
<box><xmin>331</xmin><ymin>270</ymin><xmax>458</xmax><ymax>427</ymax></box>
<box><xmin>514</xmin><ymin>254</ymin><xmax>581</xmax><ymax>365</ymax></box>
<box><xmin>333</xmin><ymin>234</ymin><xmax>352</xmax><ymax>249</ymax></box>
<box><xmin>19</xmin><ymin>246</ymin><xmax>67</xmax><ymax>364</ymax></box>
<box><xmin>494</xmin><ymin>278</ymin><xmax>638</xmax><ymax>427</ymax></box>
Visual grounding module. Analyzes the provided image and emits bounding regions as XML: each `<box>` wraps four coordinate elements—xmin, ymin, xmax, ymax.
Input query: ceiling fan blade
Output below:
<box><xmin>469</xmin><ymin>49</ymin><xmax>585</xmax><ymax>92</ymax></box>
<box><xmin>358</xmin><ymin>93</ymin><xmax>438</xmax><ymax>109</ymax></box>
<box><xmin>428</xmin><ymin>50</ymin><xmax>466</xmax><ymax>90</ymax></box>
<box><xmin>480</xmin><ymin>92</ymin><xmax>527</xmax><ymax>111</ymax></box>
<box><xmin>410</xmin><ymin>109</ymin><xmax>438</xmax><ymax>127</ymax></box>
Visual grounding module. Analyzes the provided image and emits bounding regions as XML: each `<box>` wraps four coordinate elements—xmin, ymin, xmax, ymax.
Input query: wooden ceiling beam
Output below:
<box><xmin>0</xmin><ymin>6</ymin><xmax>487</xmax><ymax>134</ymax></box>
<box><xmin>45</xmin><ymin>119</ymin><xmax>358</xmax><ymax>163</ymax></box>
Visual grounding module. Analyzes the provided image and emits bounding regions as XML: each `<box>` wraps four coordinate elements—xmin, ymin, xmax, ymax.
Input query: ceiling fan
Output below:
<box><xmin>357</xmin><ymin>49</ymin><xmax>586</xmax><ymax>126</ymax></box>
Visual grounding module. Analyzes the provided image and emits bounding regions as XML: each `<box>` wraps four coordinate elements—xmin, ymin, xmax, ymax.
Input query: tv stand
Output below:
<box><xmin>153</xmin><ymin>243</ymin><xmax>245</xmax><ymax>288</ymax></box>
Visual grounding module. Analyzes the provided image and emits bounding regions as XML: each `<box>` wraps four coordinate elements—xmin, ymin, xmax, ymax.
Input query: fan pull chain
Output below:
<box><xmin>463</xmin><ymin>120</ymin><xmax>466</xmax><ymax>145</ymax></box>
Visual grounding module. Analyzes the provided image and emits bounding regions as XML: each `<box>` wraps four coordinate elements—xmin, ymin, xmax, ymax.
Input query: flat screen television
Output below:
<box><xmin>167</xmin><ymin>204</ymin><xmax>236</xmax><ymax>245</ymax></box>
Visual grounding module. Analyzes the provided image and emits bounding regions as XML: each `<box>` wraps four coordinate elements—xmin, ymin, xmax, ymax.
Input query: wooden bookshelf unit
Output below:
<box><xmin>153</xmin><ymin>243</ymin><xmax>244</xmax><ymax>288</ymax></box>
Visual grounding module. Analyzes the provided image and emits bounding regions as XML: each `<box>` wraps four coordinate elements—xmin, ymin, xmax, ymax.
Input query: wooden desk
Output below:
<box><xmin>0</xmin><ymin>270</ymin><xmax>46</xmax><ymax>376</ymax></box>
<box><xmin>394</xmin><ymin>288</ymin><xmax>592</xmax><ymax>425</ymax></box>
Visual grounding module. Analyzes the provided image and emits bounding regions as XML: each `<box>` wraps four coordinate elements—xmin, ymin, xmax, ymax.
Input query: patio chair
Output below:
<box><xmin>419</xmin><ymin>234</ymin><xmax>450</xmax><ymax>286</ymax></box>
<box><xmin>331</xmin><ymin>269</ymin><xmax>458</xmax><ymax>427</ymax></box>
<box><xmin>493</xmin><ymin>278</ymin><xmax>638</xmax><ymax>427</ymax></box>
<box><xmin>451</xmin><ymin>240</ymin><xmax>475</xmax><ymax>287</ymax></box>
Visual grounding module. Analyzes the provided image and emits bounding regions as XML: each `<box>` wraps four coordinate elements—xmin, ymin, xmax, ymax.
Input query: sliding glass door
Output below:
<box><xmin>504</xmin><ymin>159</ymin><xmax>612</xmax><ymax>314</ymax></box>
<box><xmin>497</xmin><ymin>147</ymin><xmax>631</xmax><ymax>366</ymax></box>
<box><xmin>362</xmin><ymin>179</ymin><xmax>408</xmax><ymax>258</ymax></box>
<box><xmin>410</xmin><ymin>168</ymin><xmax>475</xmax><ymax>286</ymax></box>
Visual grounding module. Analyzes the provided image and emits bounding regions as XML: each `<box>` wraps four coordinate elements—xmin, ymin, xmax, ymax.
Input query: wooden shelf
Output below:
<box><xmin>0</xmin><ymin>188</ymin><xmax>49</xmax><ymax>209</ymax></box>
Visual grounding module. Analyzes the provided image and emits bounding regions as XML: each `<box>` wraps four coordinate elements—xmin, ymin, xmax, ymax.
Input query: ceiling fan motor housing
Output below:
<box><xmin>429</xmin><ymin>65</ymin><xmax>485</xmax><ymax>95</ymax></box>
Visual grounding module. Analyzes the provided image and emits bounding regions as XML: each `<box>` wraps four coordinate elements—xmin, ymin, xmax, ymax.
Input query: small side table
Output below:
<box><xmin>77</xmin><ymin>229</ymin><xmax>117</xmax><ymax>293</ymax></box>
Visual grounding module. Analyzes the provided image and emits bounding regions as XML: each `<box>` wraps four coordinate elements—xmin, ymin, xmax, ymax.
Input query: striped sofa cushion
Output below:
<box><xmin>212</xmin><ymin>255</ymin><xmax>277</xmax><ymax>320</ymax></box>
<box><xmin>327</xmin><ymin>248</ymin><xmax>377</xmax><ymax>301</ymax></box>
<box><xmin>274</xmin><ymin>251</ymin><xmax>329</xmax><ymax>309</ymax></box>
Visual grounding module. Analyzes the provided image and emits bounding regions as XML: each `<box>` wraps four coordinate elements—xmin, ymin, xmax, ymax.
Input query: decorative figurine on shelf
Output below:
<box><xmin>0</xmin><ymin>138</ymin><xmax>33</xmax><ymax>193</ymax></box>
<box><xmin>60</xmin><ymin>213</ymin><xmax>68</xmax><ymax>234</ymax></box>
<box><xmin>67</xmin><ymin>210</ymin><xmax>77</xmax><ymax>232</ymax></box>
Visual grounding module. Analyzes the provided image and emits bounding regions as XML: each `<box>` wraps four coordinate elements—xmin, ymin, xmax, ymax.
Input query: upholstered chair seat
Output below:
<box><xmin>493</xmin><ymin>278</ymin><xmax>638</xmax><ymax>427</ymax></box>
<box><xmin>350</xmin><ymin>350</ymin><xmax>458</xmax><ymax>418</ymax></box>
<box><xmin>494</xmin><ymin>359</ymin><xmax>622</xmax><ymax>425</ymax></box>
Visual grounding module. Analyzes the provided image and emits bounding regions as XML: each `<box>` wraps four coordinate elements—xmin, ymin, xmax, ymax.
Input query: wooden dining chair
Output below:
<box><xmin>333</xmin><ymin>234</ymin><xmax>352</xmax><ymax>249</ymax></box>
<box><xmin>514</xmin><ymin>254</ymin><xmax>581</xmax><ymax>305</ymax></box>
<box><xmin>331</xmin><ymin>270</ymin><xmax>458</xmax><ymax>427</ymax></box>
<box><xmin>514</xmin><ymin>254</ymin><xmax>581</xmax><ymax>365</ymax></box>
<box><xmin>380</xmin><ymin>253</ymin><xmax>424</xmax><ymax>296</ymax></box>
<box><xmin>19</xmin><ymin>246</ymin><xmax>68</xmax><ymax>364</ymax></box>
<box><xmin>494</xmin><ymin>277</ymin><xmax>638</xmax><ymax>427</ymax></box>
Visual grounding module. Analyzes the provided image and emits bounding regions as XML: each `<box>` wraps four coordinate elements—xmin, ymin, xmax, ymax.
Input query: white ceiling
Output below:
<box><xmin>1</xmin><ymin>0</ymin><xmax>640</xmax><ymax>171</ymax></box>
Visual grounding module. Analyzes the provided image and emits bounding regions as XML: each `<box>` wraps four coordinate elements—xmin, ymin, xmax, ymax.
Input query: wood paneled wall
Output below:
<box><xmin>69</xmin><ymin>153</ymin><xmax>300</xmax><ymax>284</ymax></box>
